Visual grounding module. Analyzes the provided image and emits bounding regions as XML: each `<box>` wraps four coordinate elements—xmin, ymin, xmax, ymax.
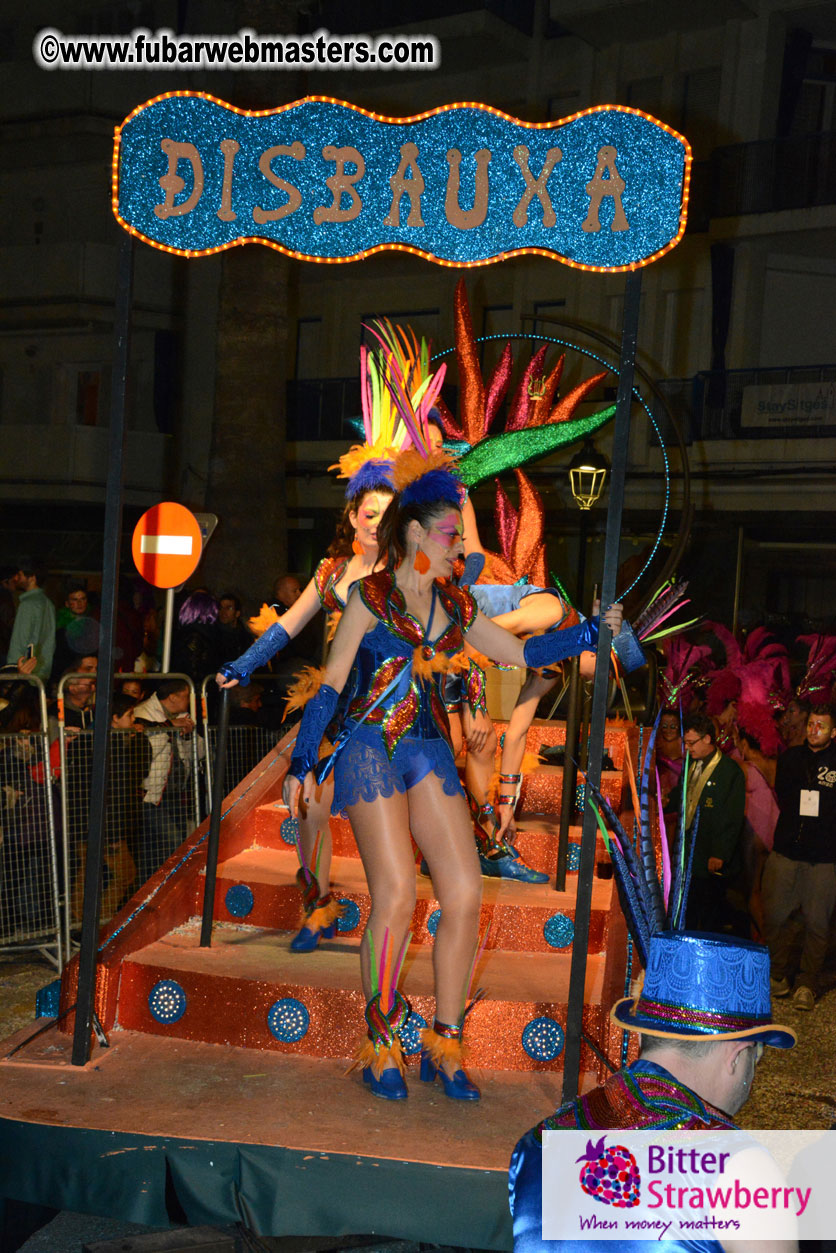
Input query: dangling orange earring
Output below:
<box><xmin>352</xmin><ymin>539</ymin><xmax>364</xmax><ymax>556</ymax></box>
<box><xmin>413</xmin><ymin>549</ymin><xmax>430</xmax><ymax>574</ymax></box>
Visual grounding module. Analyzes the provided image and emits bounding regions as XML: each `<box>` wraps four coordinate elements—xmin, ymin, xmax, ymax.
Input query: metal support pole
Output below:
<box><xmin>162</xmin><ymin>587</ymin><xmax>175</xmax><ymax>673</ymax></box>
<box><xmin>200</xmin><ymin>687</ymin><xmax>231</xmax><ymax>947</ymax></box>
<box><xmin>555</xmin><ymin>655</ymin><xmax>580</xmax><ymax>892</ymax></box>
<box><xmin>561</xmin><ymin>269</ymin><xmax>643</xmax><ymax>1102</ymax></box>
<box><xmin>72</xmin><ymin>234</ymin><xmax>134</xmax><ymax>1065</ymax></box>
<box><xmin>732</xmin><ymin>525</ymin><xmax>744</xmax><ymax>634</ymax></box>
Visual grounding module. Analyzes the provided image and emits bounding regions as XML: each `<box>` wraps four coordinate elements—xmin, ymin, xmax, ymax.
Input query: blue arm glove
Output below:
<box><xmin>218</xmin><ymin>621</ymin><xmax>290</xmax><ymax>687</ymax></box>
<box><xmin>523</xmin><ymin>617</ymin><xmax>599</xmax><ymax>669</ymax></box>
<box><xmin>288</xmin><ymin>684</ymin><xmax>339</xmax><ymax>782</ymax></box>
<box><xmin>612</xmin><ymin>621</ymin><xmax>646</xmax><ymax>673</ymax></box>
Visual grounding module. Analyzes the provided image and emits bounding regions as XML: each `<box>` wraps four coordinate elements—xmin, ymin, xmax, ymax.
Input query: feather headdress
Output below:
<box><xmin>795</xmin><ymin>634</ymin><xmax>836</xmax><ymax>705</ymax></box>
<box><xmin>330</xmin><ymin>319</ymin><xmax>438</xmax><ymax>499</ymax></box>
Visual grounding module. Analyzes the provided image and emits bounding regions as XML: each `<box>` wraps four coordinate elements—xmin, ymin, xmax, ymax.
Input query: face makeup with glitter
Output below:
<box><xmin>424</xmin><ymin>510</ymin><xmax>464</xmax><ymax>575</ymax></box>
<box><xmin>350</xmin><ymin>491</ymin><xmax>392</xmax><ymax>553</ymax></box>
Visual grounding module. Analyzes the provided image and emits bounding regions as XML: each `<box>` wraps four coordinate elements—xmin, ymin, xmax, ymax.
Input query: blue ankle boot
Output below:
<box><xmin>419</xmin><ymin>1020</ymin><xmax>480</xmax><ymax>1101</ymax></box>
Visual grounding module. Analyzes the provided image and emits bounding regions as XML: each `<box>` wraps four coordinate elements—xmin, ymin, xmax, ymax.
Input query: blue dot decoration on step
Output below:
<box><xmin>148</xmin><ymin>979</ymin><xmax>187</xmax><ymax>1024</ymax></box>
<box><xmin>575</xmin><ymin>782</ymin><xmax>586</xmax><ymax>813</ymax></box>
<box><xmin>337</xmin><ymin>898</ymin><xmax>360</xmax><ymax>932</ymax></box>
<box><xmin>567</xmin><ymin>841</ymin><xmax>581</xmax><ymax>871</ymax></box>
<box><xmin>267</xmin><ymin>997</ymin><xmax>310</xmax><ymax>1043</ymax></box>
<box><xmin>522</xmin><ymin>1016</ymin><xmax>565</xmax><ymax>1061</ymax></box>
<box><xmin>225</xmin><ymin>884</ymin><xmax>254</xmax><ymax>918</ymax></box>
<box><xmin>35</xmin><ymin>978</ymin><xmax>61</xmax><ymax>1018</ymax></box>
<box><xmin>544</xmin><ymin>912</ymin><xmax>574</xmax><ymax>948</ymax></box>
<box><xmin>400</xmin><ymin>1011</ymin><xmax>428</xmax><ymax>1056</ymax></box>
<box><xmin>279</xmin><ymin>815</ymin><xmax>299</xmax><ymax>845</ymax></box>
<box><xmin>427</xmin><ymin>908</ymin><xmax>441</xmax><ymax>936</ymax></box>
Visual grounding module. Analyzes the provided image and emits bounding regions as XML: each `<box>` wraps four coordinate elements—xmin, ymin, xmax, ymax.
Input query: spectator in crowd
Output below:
<box><xmin>0</xmin><ymin>566</ymin><xmax>18</xmax><ymax>664</ymax></box>
<box><xmin>51</xmin><ymin>583</ymin><xmax>100</xmax><ymax>681</ymax></box>
<box><xmin>273</xmin><ymin>574</ymin><xmax>302</xmax><ymax>611</ymax></box>
<box><xmin>227</xmin><ymin>682</ymin><xmax>266</xmax><ymax>726</ymax></box>
<box><xmin>6</xmin><ymin>562</ymin><xmax>56</xmax><ymax>681</ymax></box>
<box><xmin>764</xmin><ymin>703</ymin><xmax>836</xmax><ymax>1010</ymax></box>
<box><xmin>171</xmin><ymin>590</ymin><xmax>221</xmax><ymax>684</ymax></box>
<box><xmin>133</xmin><ymin>678</ymin><xmax>197</xmax><ymax>883</ymax></box>
<box><xmin>65</xmin><ymin>692</ymin><xmax>150</xmax><ymax>923</ymax></box>
<box><xmin>270</xmin><ymin>573</ymin><xmax>321</xmax><ymax>675</ymax></box>
<box><xmin>224</xmin><ymin>682</ymin><xmax>271</xmax><ymax>787</ymax></box>
<box><xmin>0</xmin><ymin>689</ymin><xmax>53</xmax><ymax>938</ymax></box>
<box><xmin>119</xmin><ymin>677</ymin><xmax>145</xmax><ymax>703</ymax></box>
<box><xmin>51</xmin><ymin>660</ymin><xmax>97</xmax><ymax>736</ymax></box>
<box><xmin>779</xmin><ymin>696</ymin><xmax>810</xmax><ymax>749</ymax></box>
<box><xmin>216</xmin><ymin>592</ymin><xmax>252</xmax><ymax>666</ymax></box>
<box><xmin>669</xmin><ymin>713</ymin><xmax>746</xmax><ymax>934</ymax></box>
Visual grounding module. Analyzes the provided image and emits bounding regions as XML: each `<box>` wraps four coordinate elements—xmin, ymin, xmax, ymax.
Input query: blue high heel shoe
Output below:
<box><xmin>290</xmin><ymin>919</ymin><xmax>337</xmax><ymax>952</ymax></box>
<box><xmin>289</xmin><ymin>892</ymin><xmax>341</xmax><ymax>952</ymax></box>
<box><xmin>420</xmin><ymin>1019</ymin><xmax>481</xmax><ymax>1101</ymax></box>
<box><xmin>363</xmin><ymin>1064</ymin><xmax>408</xmax><ymax>1100</ymax></box>
<box><xmin>419</xmin><ymin>1050</ymin><xmax>480</xmax><ymax>1100</ymax></box>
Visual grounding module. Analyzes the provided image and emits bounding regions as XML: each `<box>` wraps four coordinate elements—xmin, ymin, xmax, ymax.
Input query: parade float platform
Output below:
<box><xmin>0</xmin><ymin>719</ymin><xmax>636</xmax><ymax>1249</ymax></box>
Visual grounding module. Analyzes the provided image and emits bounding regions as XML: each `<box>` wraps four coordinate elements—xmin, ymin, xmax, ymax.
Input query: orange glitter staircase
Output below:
<box><xmin>58</xmin><ymin>718</ymin><xmax>636</xmax><ymax>1083</ymax></box>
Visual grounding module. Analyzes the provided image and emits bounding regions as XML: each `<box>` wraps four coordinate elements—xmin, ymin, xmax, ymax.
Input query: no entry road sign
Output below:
<box><xmin>132</xmin><ymin>502</ymin><xmax>203</xmax><ymax>588</ymax></box>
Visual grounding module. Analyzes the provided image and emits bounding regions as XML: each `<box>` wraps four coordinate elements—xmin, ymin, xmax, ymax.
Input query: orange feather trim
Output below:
<box><xmin>392</xmin><ymin>447</ymin><xmax>457</xmax><ymax>492</ymax></box>
<box><xmin>247</xmin><ymin>603</ymin><xmax>281</xmax><ymax>638</ymax></box>
<box><xmin>284</xmin><ymin>665</ymin><xmax>327</xmax><ymax>715</ymax></box>
<box><xmin>411</xmin><ymin>645</ymin><xmax>453</xmax><ymax>680</ymax></box>
<box><xmin>346</xmin><ymin>1034</ymin><xmax>406</xmax><ymax>1079</ymax></box>
<box><xmin>329</xmin><ymin>440</ymin><xmax>393</xmax><ymax>482</ymax></box>
<box><xmin>326</xmin><ymin>609</ymin><xmax>342</xmax><ymax>643</ymax></box>
<box><xmin>299</xmin><ymin>896</ymin><xmax>342</xmax><ymax>933</ymax></box>
<box><xmin>420</xmin><ymin>1027</ymin><xmax>467</xmax><ymax>1071</ymax></box>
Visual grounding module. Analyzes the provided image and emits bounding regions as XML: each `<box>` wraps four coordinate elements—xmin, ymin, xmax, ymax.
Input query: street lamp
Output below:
<box><xmin>568</xmin><ymin>439</ymin><xmax>609</xmax><ymax>510</ymax></box>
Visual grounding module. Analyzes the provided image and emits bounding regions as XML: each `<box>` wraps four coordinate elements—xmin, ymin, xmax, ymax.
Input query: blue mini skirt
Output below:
<box><xmin>331</xmin><ymin>723</ymin><xmax>464</xmax><ymax>816</ymax></box>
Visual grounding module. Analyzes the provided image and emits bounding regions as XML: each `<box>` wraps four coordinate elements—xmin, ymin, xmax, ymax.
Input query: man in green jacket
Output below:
<box><xmin>670</xmin><ymin>713</ymin><xmax>746</xmax><ymax>933</ymax></box>
<box><xmin>6</xmin><ymin>562</ymin><xmax>56</xmax><ymax>682</ymax></box>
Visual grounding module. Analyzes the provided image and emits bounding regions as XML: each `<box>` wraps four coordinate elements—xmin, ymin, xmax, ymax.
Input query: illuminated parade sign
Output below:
<box><xmin>113</xmin><ymin>95</ymin><xmax>691</xmax><ymax>271</ymax></box>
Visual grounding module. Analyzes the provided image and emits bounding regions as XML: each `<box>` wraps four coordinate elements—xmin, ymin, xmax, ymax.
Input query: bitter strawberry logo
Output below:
<box><xmin>576</xmin><ymin>1136</ymin><xmax>641</xmax><ymax>1207</ymax></box>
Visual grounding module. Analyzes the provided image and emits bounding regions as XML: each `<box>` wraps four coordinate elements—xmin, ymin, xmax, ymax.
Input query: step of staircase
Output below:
<box><xmin>209</xmin><ymin>845</ymin><xmax>617</xmax><ymax>953</ymax></box>
<box><xmin>117</xmin><ymin>920</ymin><xmax>608</xmax><ymax>1073</ymax></box>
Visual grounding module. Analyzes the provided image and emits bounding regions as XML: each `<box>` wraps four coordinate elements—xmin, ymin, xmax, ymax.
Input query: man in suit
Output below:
<box><xmin>670</xmin><ymin>713</ymin><xmax>746</xmax><ymax>933</ymax></box>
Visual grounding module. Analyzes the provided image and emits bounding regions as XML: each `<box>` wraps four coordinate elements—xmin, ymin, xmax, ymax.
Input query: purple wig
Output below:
<box><xmin>178</xmin><ymin>591</ymin><xmax>219</xmax><ymax>627</ymax></box>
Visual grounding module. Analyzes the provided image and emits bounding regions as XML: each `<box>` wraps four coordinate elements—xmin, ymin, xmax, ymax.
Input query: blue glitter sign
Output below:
<box><xmin>114</xmin><ymin>94</ymin><xmax>690</xmax><ymax>271</ymax></box>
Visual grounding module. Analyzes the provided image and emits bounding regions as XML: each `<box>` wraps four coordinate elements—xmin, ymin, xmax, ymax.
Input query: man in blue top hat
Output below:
<box><xmin>508</xmin><ymin>930</ymin><xmax>796</xmax><ymax>1253</ymax></box>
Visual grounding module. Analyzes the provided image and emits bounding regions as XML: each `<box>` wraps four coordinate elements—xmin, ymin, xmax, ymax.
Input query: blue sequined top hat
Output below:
<box><xmin>610</xmin><ymin>931</ymin><xmax>796</xmax><ymax>1049</ymax></box>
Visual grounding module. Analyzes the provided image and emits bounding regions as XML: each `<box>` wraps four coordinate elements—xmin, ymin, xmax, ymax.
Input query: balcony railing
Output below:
<box><xmin>708</xmin><ymin>130</ymin><xmax>836</xmax><ymax>218</ymax></box>
<box><xmin>653</xmin><ymin>365</ymin><xmax>836</xmax><ymax>443</ymax></box>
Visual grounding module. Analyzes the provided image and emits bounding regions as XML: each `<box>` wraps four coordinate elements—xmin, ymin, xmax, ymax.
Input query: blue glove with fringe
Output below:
<box><xmin>288</xmin><ymin>684</ymin><xmax>339</xmax><ymax>782</ymax></box>
<box><xmin>523</xmin><ymin>617</ymin><xmax>599</xmax><ymax>669</ymax></box>
<box><xmin>218</xmin><ymin>621</ymin><xmax>290</xmax><ymax>687</ymax></box>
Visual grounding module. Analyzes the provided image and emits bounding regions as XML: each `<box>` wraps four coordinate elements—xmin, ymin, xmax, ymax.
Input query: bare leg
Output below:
<box><xmin>345</xmin><ymin>788</ymin><xmax>416</xmax><ymax>1018</ymax></box>
<box><xmin>463</xmin><ymin>718</ymin><xmax>498</xmax><ymax>809</ymax></box>
<box><xmin>297</xmin><ymin>774</ymin><xmax>333</xmax><ymax>895</ymax></box>
<box><xmin>489</xmin><ymin>592</ymin><xmax>567</xmax><ymax>636</ymax></box>
<box><xmin>497</xmin><ymin>671</ymin><xmax>558</xmax><ymax>838</ymax></box>
<box><xmin>408</xmin><ymin>775</ymin><xmax>482</xmax><ymax>1050</ymax></box>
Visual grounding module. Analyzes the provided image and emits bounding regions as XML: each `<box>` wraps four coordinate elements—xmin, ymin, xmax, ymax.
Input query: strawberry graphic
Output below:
<box><xmin>576</xmin><ymin>1136</ymin><xmax>641</xmax><ymax>1207</ymax></box>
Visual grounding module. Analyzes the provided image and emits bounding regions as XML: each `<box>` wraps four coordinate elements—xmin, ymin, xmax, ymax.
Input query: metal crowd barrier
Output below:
<box><xmin>57</xmin><ymin>672</ymin><xmax>203</xmax><ymax>958</ymax></box>
<box><xmin>200</xmin><ymin>673</ymin><xmax>289</xmax><ymax>812</ymax></box>
<box><xmin>0</xmin><ymin>674</ymin><xmax>63</xmax><ymax>969</ymax></box>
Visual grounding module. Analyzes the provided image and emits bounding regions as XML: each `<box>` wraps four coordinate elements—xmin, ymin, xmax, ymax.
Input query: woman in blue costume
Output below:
<box><xmin>216</xmin><ymin>467</ymin><xmax>393</xmax><ymax>948</ymax></box>
<box><xmin>283</xmin><ymin>441</ymin><xmax>624</xmax><ymax>1102</ymax></box>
